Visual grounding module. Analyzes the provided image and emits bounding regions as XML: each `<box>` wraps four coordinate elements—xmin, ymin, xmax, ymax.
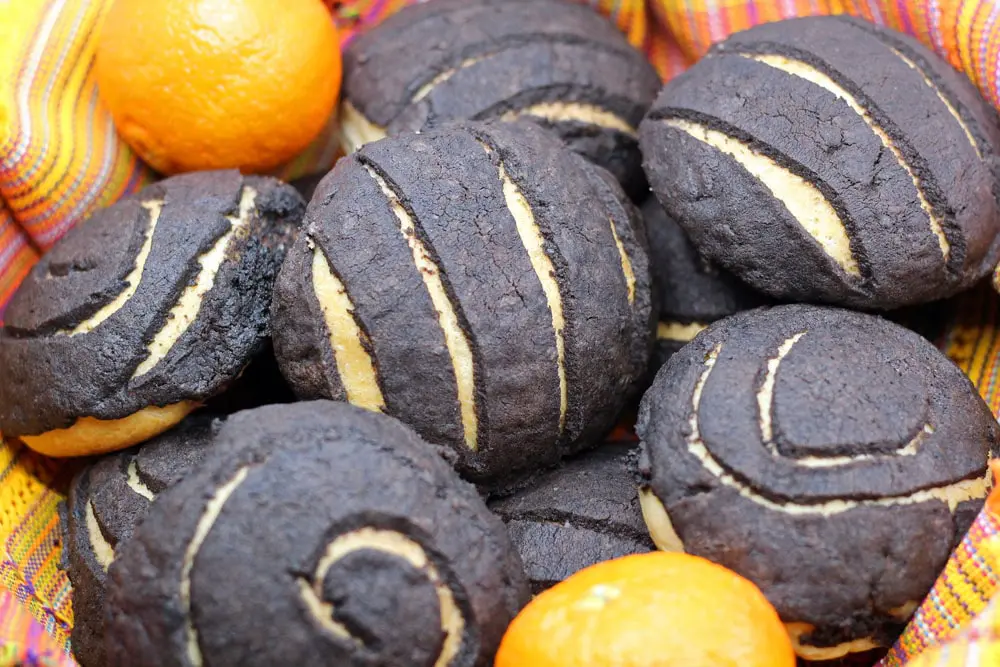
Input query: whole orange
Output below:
<box><xmin>95</xmin><ymin>0</ymin><xmax>341</xmax><ymax>174</ymax></box>
<box><xmin>495</xmin><ymin>552</ymin><xmax>796</xmax><ymax>667</ymax></box>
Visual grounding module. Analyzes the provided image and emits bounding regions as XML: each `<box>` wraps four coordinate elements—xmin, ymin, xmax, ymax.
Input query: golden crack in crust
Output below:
<box><xmin>60</xmin><ymin>200</ymin><xmax>163</xmax><ymax>337</ymax></box>
<box><xmin>656</xmin><ymin>321</ymin><xmax>708</xmax><ymax>343</ymax></box>
<box><xmin>339</xmin><ymin>102</ymin><xmax>388</xmax><ymax>154</ymax></box>
<box><xmin>638</xmin><ymin>487</ymin><xmax>685</xmax><ymax>553</ymax></box>
<box><xmin>409</xmin><ymin>56</ymin><xmax>484</xmax><ymax>103</ymax></box>
<box><xmin>756</xmin><ymin>332</ymin><xmax>805</xmax><ymax>449</ymax></box>
<box><xmin>132</xmin><ymin>187</ymin><xmax>258</xmax><ymax>380</ymax></box>
<box><xmin>888</xmin><ymin>48</ymin><xmax>981</xmax><ymax>159</ymax></box>
<box><xmin>363</xmin><ymin>165</ymin><xmax>480</xmax><ymax>451</ymax></box>
<box><xmin>297</xmin><ymin>527</ymin><xmax>465</xmax><ymax>666</ymax></box>
<box><xmin>755</xmin><ymin>331</ymin><xmax>935</xmax><ymax>466</ymax></box>
<box><xmin>664</xmin><ymin>117</ymin><xmax>861</xmax><ymax>277</ymax></box>
<box><xmin>125</xmin><ymin>456</ymin><xmax>156</xmax><ymax>501</ymax></box>
<box><xmin>606</xmin><ymin>216</ymin><xmax>636</xmax><ymax>305</ymax></box>
<box><xmin>501</xmin><ymin>102</ymin><xmax>637</xmax><ymax>136</ymax></box>
<box><xmin>85</xmin><ymin>499</ymin><xmax>115</xmax><ymax>571</ymax></box>
<box><xmin>180</xmin><ymin>465</ymin><xmax>253</xmax><ymax>667</ymax></box>
<box><xmin>747</xmin><ymin>54</ymin><xmax>950</xmax><ymax>260</ymax></box>
<box><xmin>310</xmin><ymin>240</ymin><xmax>386</xmax><ymax>412</ymax></box>
<box><xmin>478</xmin><ymin>139</ymin><xmax>568</xmax><ymax>434</ymax></box>
<box><xmin>682</xmin><ymin>343</ymin><xmax>991</xmax><ymax>515</ymax></box>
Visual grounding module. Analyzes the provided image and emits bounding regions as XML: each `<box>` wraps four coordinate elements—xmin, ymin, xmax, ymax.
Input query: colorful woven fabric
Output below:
<box><xmin>877</xmin><ymin>471</ymin><xmax>1000</xmax><ymax>665</ymax></box>
<box><xmin>0</xmin><ymin>437</ymin><xmax>79</xmax><ymax>665</ymax></box>
<box><xmin>0</xmin><ymin>0</ymin><xmax>373</xmax><ymax>324</ymax></box>
<box><xmin>0</xmin><ymin>204</ymin><xmax>36</xmax><ymax>324</ymax></box>
<box><xmin>0</xmin><ymin>591</ymin><xmax>74</xmax><ymax>667</ymax></box>
<box><xmin>3</xmin><ymin>1</ymin><xmax>1000</xmax><ymax>666</ymax></box>
<box><xmin>880</xmin><ymin>471</ymin><xmax>1000</xmax><ymax>667</ymax></box>
<box><xmin>649</xmin><ymin>0</ymin><xmax>1000</xmax><ymax>108</ymax></box>
<box><xmin>903</xmin><ymin>589</ymin><xmax>1000</xmax><ymax>666</ymax></box>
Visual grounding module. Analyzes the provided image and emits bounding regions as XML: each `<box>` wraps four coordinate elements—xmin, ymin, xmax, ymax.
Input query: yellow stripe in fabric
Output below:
<box><xmin>6</xmin><ymin>0</ymin><xmax>93</xmax><ymax>196</ymax></box>
<box><xmin>0</xmin><ymin>0</ymin><xmax>155</xmax><ymax>261</ymax></box>
<box><xmin>363</xmin><ymin>165</ymin><xmax>479</xmax><ymax>451</ymax></box>
<box><xmin>956</xmin><ymin>1</ymin><xmax>980</xmax><ymax>88</ymax></box>
<box><xmin>748</xmin><ymin>54</ymin><xmax>950</xmax><ymax>260</ymax></box>
<box><xmin>27</xmin><ymin>2</ymin><xmax>100</xmax><ymax>201</ymax></box>
<box><xmin>0</xmin><ymin>0</ymin><xmax>49</xmax><ymax>78</ymax></box>
<box><xmin>0</xmin><ymin>241</ymin><xmax>38</xmax><ymax>318</ymax></box>
<box><xmin>310</xmin><ymin>242</ymin><xmax>386</xmax><ymax>412</ymax></box>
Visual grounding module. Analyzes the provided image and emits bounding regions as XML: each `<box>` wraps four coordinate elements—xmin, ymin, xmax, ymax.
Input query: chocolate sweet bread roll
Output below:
<box><xmin>104</xmin><ymin>401</ymin><xmax>530</xmax><ymax>667</ymax></box>
<box><xmin>340</xmin><ymin>0</ymin><xmax>661</xmax><ymax>198</ymax></box>
<box><xmin>640</xmin><ymin>16</ymin><xmax>1000</xmax><ymax>310</ymax></box>
<box><xmin>637</xmin><ymin>304</ymin><xmax>999</xmax><ymax>661</ymax></box>
<box><xmin>66</xmin><ymin>415</ymin><xmax>218</xmax><ymax>667</ymax></box>
<box><xmin>489</xmin><ymin>444</ymin><xmax>653</xmax><ymax>593</ymax></box>
<box><xmin>641</xmin><ymin>197</ymin><xmax>767</xmax><ymax>369</ymax></box>
<box><xmin>272</xmin><ymin>120</ymin><xmax>653</xmax><ymax>483</ymax></box>
<box><xmin>0</xmin><ymin>171</ymin><xmax>304</xmax><ymax>457</ymax></box>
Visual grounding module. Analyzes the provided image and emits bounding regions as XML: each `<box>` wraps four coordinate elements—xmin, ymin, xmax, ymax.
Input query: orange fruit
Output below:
<box><xmin>495</xmin><ymin>552</ymin><xmax>796</xmax><ymax>667</ymax></box>
<box><xmin>95</xmin><ymin>0</ymin><xmax>341</xmax><ymax>174</ymax></box>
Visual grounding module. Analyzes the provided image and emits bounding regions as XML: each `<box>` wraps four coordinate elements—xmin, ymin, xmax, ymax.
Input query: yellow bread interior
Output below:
<box><xmin>502</xmin><ymin>102</ymin><xmax>638</xmax><ymax>136</ymax></box>
<box><xmin>339</xmin><ymin>102</ymin><xmax>388</xmax><ymax>154</ymax></box>
<box><xmin>126</xmin><ymin>457</ymin><xmax>156</xmax><ymax>500</ymax></box>
<box><xmin>888</xmin><ymin>48</ymin><xmax>981</xmax><ymax>158</ymax></box>
<box><xmin>480</xmin><ymin>140</ymin><xmax>569</xmax><ymax>434</ymax></box>
<box><xmin>310</xmin><ymin>242</ymin><xmax>386</xmax><ymax>412</ymax></box>
<box><xmin>657</xmin><ymin>320</ymin><xmax>708</xmax><ymax>343</ymax></box>
<box><xmin>638</xmin><ymin>486</ymin><xmax>686</xmax><ymax>553</ymax></box>
<box><xmin>409</xmin><ymin>56</ymin><xmax>484</xmax><ymax>103</ymax></box>
<box><xmin>181</xmin><ymin>465</ymin><xmax>251</xmax><ymax>667</ymax></box>
<box><xmin>785</xmin><ymin>623</ymin><xmax>879</xmax><ymax>661</ymax></box>
<box><xmin>607</xmin><ymin>216</ymin><xmax>636</xmax><ymax>305</ymax></box>
<box><xmin>685</xmin><ymin>344</ymin><xmax>991</xmax><ymax>515</ymax></box>
<box><xmin>757</xmin><ymin>332</ymin><xmax>806</xmax><ymax>447</ymax></box>
<box><xmin>85</xmin><ymin>500</ymin><xmax>115</xmax><ymax>571</ymax></box>
<box><xmin>20</xmin><ymin>401</ymin><xmax>198</xmax><ymax>457</ymax></box>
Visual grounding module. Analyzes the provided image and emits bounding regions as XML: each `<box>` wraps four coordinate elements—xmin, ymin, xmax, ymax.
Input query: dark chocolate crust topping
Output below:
<box><xmin>272</xmin><ymin>120</ymin><xmax>653</xmax><ymax>483</ymax></box>
<box><xmin>641</xmin><ymin>197</ymin><xmax>768</xmax><ymax>369</ymax></box>
<box><xmin>104</xmin><ymin>401</ymin><xmax>530</xmax><ymax>667</ymax></box>
<box><xmin>642</xmin><ymin>197</ymin><xmax>767</xmax><ymax>324</ymax></box>
<box><xmin>489</xmin><ymin>444</ymin><xmax>653</xmax><ymax>593</ymax></box>
<box><xmin>639</xmin><ymin>16</ymin><xmax>1000</xmax><ymax>309</ymax></box>
<box><xmin>638</xmin><ymin>304</ymin><xmax>998</xmax><ymax>650</ymax></box>
<box><xmin>342</xmin><ymin>0</ymin><xmax>660</xmax><ymax>195</ymax></box>
<box><xmin>0</xmin><ymin>171</ymin><xmax>304</xmax><ymax>437</ymax></box>
<box><xmin>66</xmin><ymin>415</ymin><xmax>218</xmax><ymax>667</ymax></box>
